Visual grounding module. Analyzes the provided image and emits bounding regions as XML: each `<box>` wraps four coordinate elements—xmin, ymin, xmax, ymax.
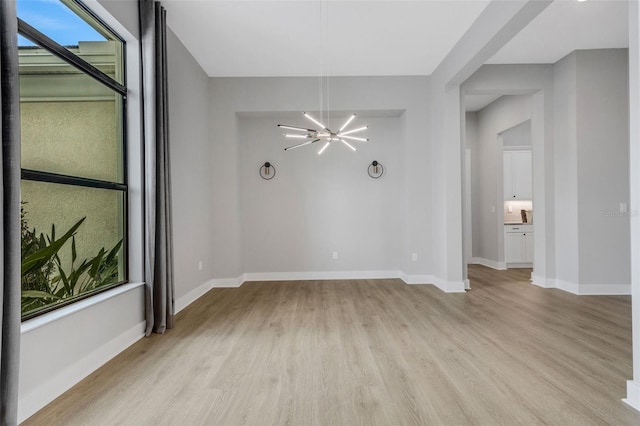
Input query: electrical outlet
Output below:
<box><xmin>491</xmin><ymin>205</ymin><xmax>496</xmax><ymax>213</ymax></box>
<box><xmin>411</xmin><ymin>253</ymin><xmax>418</xmax><ymax>262</ymax></box>
<box><xmin>508</xmin><ymin>206</ymin><xmax>513</xmax><ymax>213</ymax></box>
<box><xmin>332</xmin><ymin>251</ymin><xmax>338</xmax><ymax>260</ymax></box>
<box><xmin>198</xmin><ymin>261</ymin><xmax>203</xmax><ymax>271</ymax></box>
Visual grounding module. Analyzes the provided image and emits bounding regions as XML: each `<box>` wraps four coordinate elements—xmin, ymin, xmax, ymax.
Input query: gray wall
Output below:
<box><xmin>166</xmin><ymin>29</ymin><xmax>215</xmax><ymax>300</ymax></box>
<box><xmin>210</xmin><ymin>76</ymin><xmax>432</xmax><ymax>280</ymax></box>
<box><xmin>239</xmin><ymin>115</ymin><xmax>404</xmax><ymax>273</ymax></box>
<box><xmin>472</xmin><ymin>95</ymin><xmax>533</xmax><ymax>264</ymax></box>
<box><xmin>465</xmin><ymin>50</ymin><xmax>630</xmax><ymax>292</ymax></box>
<box><xmin>553</xmin><ymin>49</ymin><xmax>630</xmax><ymax>290</ymax></box>
<box><xmin>503</xmin><ymin>120</ymin><xmax>531</xmax><ymax>147</ymax></box>
<box><xmin>462</xmin><ymin>63</ymin><xmax>556</xmax><ymax>285</ymax></box>
<box><xmin>553</xmin><ymin>52</ymin><xmax>580</xmax><ymax>285</ymax></box>
<box><xmin>575</xmin><ymin>49</ymin><xmax>630</xmax><ymax>286</ymax></box>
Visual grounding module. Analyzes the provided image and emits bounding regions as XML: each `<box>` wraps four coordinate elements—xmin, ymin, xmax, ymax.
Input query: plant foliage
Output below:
<box><xmin>20</xmin><ymin>203</ymin><xmax>123</xmax><ymax>316</ymax></box>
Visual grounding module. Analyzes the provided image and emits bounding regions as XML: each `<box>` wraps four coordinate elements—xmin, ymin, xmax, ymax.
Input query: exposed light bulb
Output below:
<box><xmin>339</xmin><ymin>126</ymin><xmax>368</xmax><ymax>136</ymax></box>
<box><xmin>303</xmin><ymin>112</ymin><xmax>328</xmax><ymax>131</ymax></box>
<box><xmin>340</xmin><ymin>135</ymin><xmax>368</xmax><ymax>142</ymax></box>
<box><xmin>339</xmin><ymin>138</ymin><xmax>357</xmax><ymax>151</ymax></box>
<box><xmin>285</xmin><ymin>134</ymin><xmax>313</xmax><ymax>139</ymax></box>
<box><xmin>318</xmin><ymin>141</ymin><xmax>331</xmax><ymax>155</ymax></box>
<box><xmin>339</xmin><ymin>113</ymin><xmax>356</xmax><ymax>132</ymax></box>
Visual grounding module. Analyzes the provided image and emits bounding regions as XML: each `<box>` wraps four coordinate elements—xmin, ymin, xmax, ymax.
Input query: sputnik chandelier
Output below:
<box><xmin>278</xmin><ymin>112</ymin><xmax>369</xmax><ymax>154</ymax></box>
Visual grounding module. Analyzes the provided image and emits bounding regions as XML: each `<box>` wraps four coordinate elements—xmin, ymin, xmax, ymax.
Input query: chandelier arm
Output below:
<box><xmin>338</xmin><ymin>113</ymin><xmax>356</xmax><ymax>132</ymax></box>
<box><xmin>284</xmin><ymin>134</ymin><xmax>316</xmax><ymax>139</ymax></box>
<box><xmin>318</xmin><ymin>141</ymin><xmax>331</xmax><ymax>155</ymax></box>
<box><xmin>338</xmin><ymin>126</ymin><xmax>368</xmax><ymax>136</ymax></box>
<box><xmin>339</xmin><ymin>138</ymin><xmax>357</xmax><ymax>152</ymax></box>
<box><xmin>340</xmin><ymin>134</ymin><xmax>369</xmax><ymax>142</ymax></box>
<box><xmin>278</xmin><ymin>124</ymin><xmax>317</xmax><ymax>133</ymax></box>
<box><xmin>284</xmin><ymin>139</ymin><xmax>321</xmax><ymax>151</ymax></box>
<box><xmin>303</xmin><ymin>112</ymin><xmax>329</xmax><ymax>131</ymax></box>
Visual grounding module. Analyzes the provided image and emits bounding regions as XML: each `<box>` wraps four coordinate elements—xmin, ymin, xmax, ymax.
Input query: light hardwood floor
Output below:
<box><xmin>24</xmin><ymin>266</ymin><xmax>640</xmax><ymax>425</ymax></box>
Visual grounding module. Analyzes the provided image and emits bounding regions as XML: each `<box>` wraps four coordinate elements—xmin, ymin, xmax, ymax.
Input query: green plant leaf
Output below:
<box><xmin>72</xmin><ymin>235</ymin><xmax>77</xmax><ymax>263</ymax></box>
<box><xmin>21</xmin><ymin>217</ymin><xmax>85</xmax><ymax>277</ymax></box>
<box><xmin>22</xmin><ymin>290</ymin><xmax>61</xmax><ymax>300</ymax></box>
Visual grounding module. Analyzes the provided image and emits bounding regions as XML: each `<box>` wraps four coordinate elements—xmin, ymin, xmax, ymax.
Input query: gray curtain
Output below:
<box><xmin>0</xmin><ymin>1</ymin><xmax>21</xmax><ymax>424</ymax></box>
<box><xmin>139</xmin><ymin>0</ymin><xmax>175</xmax><ymax>336</ymax></box>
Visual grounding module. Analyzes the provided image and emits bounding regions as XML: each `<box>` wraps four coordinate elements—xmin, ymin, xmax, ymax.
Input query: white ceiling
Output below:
<box><xmin>488</xmin><ymin>0</ymin><xmax>628</xmax><ymax>65</ymax></box>
<box><xmin>163</xmin><ymin>0</ymin><xmax>629</xmax><ymax>79</ymax></box>
<box><xmin>163</xmin><ymin>0</ymin><xmax>491</xmax><ymax>77</ymax></box>
<box><xmin>465</xmin><ymin>94</ymin><xmax>503</xmax><ymax>112</ymax></box>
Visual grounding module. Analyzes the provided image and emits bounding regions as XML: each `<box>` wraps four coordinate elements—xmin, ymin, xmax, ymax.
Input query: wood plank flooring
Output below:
<box><xmin>24</xmin><ymin>265</ymin><xmax>640</xmax><ymax>425</ymax></box>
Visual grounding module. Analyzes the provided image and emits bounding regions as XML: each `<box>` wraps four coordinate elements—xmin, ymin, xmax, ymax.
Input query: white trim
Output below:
<box><xmin>624</xmin><ymin>380</ymin><xmax>640</xmax><ymax>412</ymax></box>
<box><xmin>469</xmin><ymin>257</ymin><xmax>506</xmax><ymax>270</ymax></box>
<box><xmin>576</xmin><ymin>283</ymin><xmax>631</xmax><ymax>296</ymax></box>
<box><xmin>400</xmin><ymin>273</ymin><xmax>435</xmax><ymax>285</ymax></box>
<box><xmin>175</xmin><ymin>277</ymin><xmax>244</xmax><ymax>313</ymax></box>
<box><xmin>18</xmin><ymin>321</ymin><xmax>146</xmax><ymax>423</ymax></box>
<box><xmin>175</xmin><ymin>280</ymin><xmax>215</xmax><ymax>313</ymax></box>
<box><xmin>464</xmin><ymin>278</ymin><xmax>471</xmax><ymax>290</ymax></box>
<box><xmin>506</xmin><ymin>262</ymin><xmax>533</xmax><ymax>268</ymax></box>
<box><xmin>21</xmin><ymin>282</ymin><xmax>144</xmax><ymax>334</ymax></box>
<box><xmin>212</xmin><ymin>277</ymin><xmax>245</xmax><ymax>288</ymax></box>
<box><xmin>555</xmin><ymin>279</ymin><xmax>582</xmax><ymax>295</ymax></box>
<box><xmin>554</xmin><ymin>279</ymin><xmax>631</xmax><ymax>295</ymax></box>
<box><xmin>243</xmin><ymin>270</ymin><xmax>402</xmax><ymax>282</ymax></box>
<box><xmin>531</xmin><ymin>274</ymin><xmax>555</xmax><ymax>289</ymax></box>
<box><xmin>432</xmin><ymin>276</ymin><xmax>467</xmax><ymax>293</ymax></box>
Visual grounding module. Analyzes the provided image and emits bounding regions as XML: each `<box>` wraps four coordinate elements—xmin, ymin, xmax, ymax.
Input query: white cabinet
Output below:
<box><xmin>503</xmin><ymin>150</ymin><xmax>532</xmax><ymax>200</ymax></box>
<box><xmin>505</xmin><ymin>225</ymin><xmax>533</xmax><ymax>266</ymax></box>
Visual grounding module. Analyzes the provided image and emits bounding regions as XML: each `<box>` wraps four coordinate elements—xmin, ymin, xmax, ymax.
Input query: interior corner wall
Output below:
<box><xmin>553</xmin><ymin>49</ymin><xmax>631</xmax><ymax>292</ymax></box>
<box><xmin>210</xmin><ymin>76</ymin><xmax>431</xmax><ymax>281</ymax></box>
<box><xmin>553</xmin><ymin>52</ymin><xmax>580</xmax><ymax>286</ymax></box>
<box><xmin>472</xmin><ymin>95</ymin><xmax>533</xmax><ymax>264</ymax></box>
<box><xmin>166</xmin><ymin>28</ymin><xmax>216</xmax><ymax>301</ymax></box>
<box><xmin>465</xmin><ymin>112</ymin><xmax>481</xmax><ymax>258</ymax></box>
<box><xmin>575</xmin><ymin>49</ymin><xmax>630</xmax><ymax>288</ymax></box>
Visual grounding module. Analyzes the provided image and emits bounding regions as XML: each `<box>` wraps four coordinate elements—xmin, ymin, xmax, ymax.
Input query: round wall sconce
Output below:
<box><xmin>368</xmin><ymin>160</ymin><xmax>384</xmax><ymax>179</ymax></box>
<box><xmin>259</xmin><ymin>162</ymin><xmax>276</xmax><ymax>180</ymax></box>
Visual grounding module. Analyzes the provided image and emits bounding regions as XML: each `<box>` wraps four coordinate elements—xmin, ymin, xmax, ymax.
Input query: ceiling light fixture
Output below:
<box><xmin>278</xmin><ymin>112</ymin><xmax>369</xmax><ymax>154</ymax></box>
<box><xmin>276</xmin><ymin>0</ymin><xmax>370</xmax><ymax>155</ymax></box>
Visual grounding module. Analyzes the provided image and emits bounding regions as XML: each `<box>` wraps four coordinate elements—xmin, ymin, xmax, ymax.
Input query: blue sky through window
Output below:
<box><xmin>17</xmin><ymin>0</ymin><xmax>107</xmax><ymax>47</ymax></box>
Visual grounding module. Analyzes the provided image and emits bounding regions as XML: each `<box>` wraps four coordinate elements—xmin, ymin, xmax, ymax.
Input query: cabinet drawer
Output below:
<box><xmin>505</xmin><ymin>224</ymin><xmax>533</xmax><ymax>233</ymax></box>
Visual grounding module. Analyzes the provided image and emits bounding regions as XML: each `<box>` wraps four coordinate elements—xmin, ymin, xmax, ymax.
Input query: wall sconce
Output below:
<box><xmin>259</xmin><ymin>162</ymin><xmax>276</xmax><ymax>180</ymax></box>
<box><xmin>367</xmin><ymin>160</ymin><xmax>384</xmax><ymax>179</ymax></box>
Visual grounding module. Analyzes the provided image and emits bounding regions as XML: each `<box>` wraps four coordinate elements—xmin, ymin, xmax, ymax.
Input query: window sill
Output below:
<box><xmin>21</xmin><ymin>282</ymin><xmax>145</xmax><ymax>334</ymax></box>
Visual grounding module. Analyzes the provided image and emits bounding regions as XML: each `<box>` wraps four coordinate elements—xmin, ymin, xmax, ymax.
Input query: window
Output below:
<box><xmin>18</xmin><ymin>0</ymin><xmax>128</xmax><ymax>320</ymax></box>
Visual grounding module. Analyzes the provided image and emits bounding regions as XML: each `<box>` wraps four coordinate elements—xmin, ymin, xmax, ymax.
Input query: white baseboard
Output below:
<box><xmin>400</xmin><ymin>273</ymin><xmax>466</xmax><ymax>293</ymax></box>
<box><xmin>243</xmin><ymin>270</ymin><xmax>402</xmax><ymax>282</ymax></box>
<box><xmin>575</xmin><ymin>283</ymin><xmax>631</xmax><ymax>295</ymax></box>
<box><xmin>624</xmin><ymin>380</ymin><xmax>640</xmax><ymax>412</ymax></box>
<box><xmin>539</xmin><ymin>278</ymin><xmax>631</xmax><ymax>295</ymax></box>
<box><xmin>176</xmin><ymin>277</ymin><xmax>244</xmax><ymax>313</ymax></box>
<box><xmin>531</xmin><ymin>275</ymin><xmax>555</xmax><ymax>289</ymax></box>
<box><xmin>243</xmin><ymin>270</ymin><xmax>465</xmax><ymax>293</ymax></box>
<box><xmin>432</xmin><ymin>276</ymin><xmax>467</xmax><ymax>293</ymax></box>
<box><xmin>18</xmin><ymin>321</ymin><xmax>146</xmax><ymax>423</ymax></box>
<box><xmin>506</xmin><ymin>262</ymin><xmax>533</xmax><ymax>268</ymax></box>
<box><xmin>469</xmin><ymin>257</ymin><xmax>506</xmax><ymax>270</ymax></box>
<box><xmin>400</xmin><ymin>272</ymin><xmax>433</xmax><ymax>285</ymax></box>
